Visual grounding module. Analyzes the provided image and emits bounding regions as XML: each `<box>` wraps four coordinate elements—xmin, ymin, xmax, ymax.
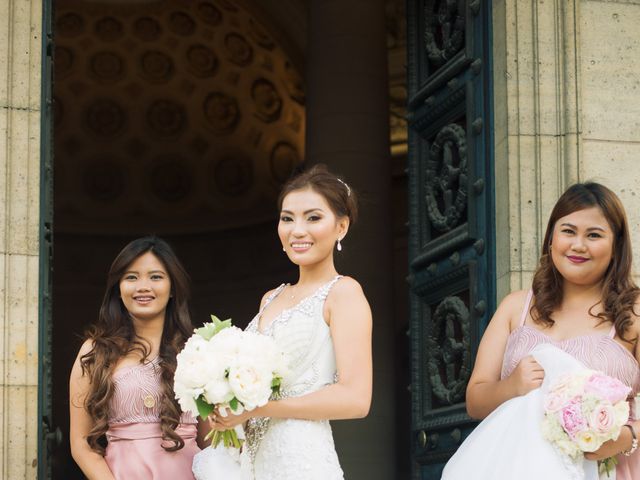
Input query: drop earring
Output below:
<box><xmin>282</xmin><ymin>246</ymin><xmax>286</xmax><ymax>252</ymax></box>
<box><xmin>337</xmin><ymin>238</ymin><xmax>343</xmax><ymax>252</ymax></box>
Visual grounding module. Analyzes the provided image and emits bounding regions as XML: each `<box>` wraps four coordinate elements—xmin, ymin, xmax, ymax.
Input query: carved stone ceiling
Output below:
<box><xmin>54</xmin><ymin>0</ymin><xmax>305</xmax><ymax>234</ymax></box>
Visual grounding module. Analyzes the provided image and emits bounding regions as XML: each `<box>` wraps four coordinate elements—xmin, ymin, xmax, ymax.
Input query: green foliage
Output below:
<box><xmin>194</xmin><ymin>314</ymin><xmax>232</xmax><ymax>340</ymax></box>
<box><xmin>195</xmin><ymin>394</ymin><xmax>214</xmax><ymax>420</ymax></box>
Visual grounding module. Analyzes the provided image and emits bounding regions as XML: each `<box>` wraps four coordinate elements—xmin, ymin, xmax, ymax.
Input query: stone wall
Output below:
<box><xmin>0</xmin><ymin>0</ymin><xmax>42</xmax><ymax>478</ymax></box>
<box><xmin>493</xmin><ymin>0</ymin><xmax>640</xmax><ymax>299</ymax></box>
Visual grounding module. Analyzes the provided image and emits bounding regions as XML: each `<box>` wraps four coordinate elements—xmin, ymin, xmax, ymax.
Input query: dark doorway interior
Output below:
<box><xmin>51</xmin><ymin>1</ymin><xmax>303</xmax><ymax>476</ymax></box>
<box><xmin>49</xmin><ymin>1</ymin><xmax>410</xmax><ymax>478</ymax></box>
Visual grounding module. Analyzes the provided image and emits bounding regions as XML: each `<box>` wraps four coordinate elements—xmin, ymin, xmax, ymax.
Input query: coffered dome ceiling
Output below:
<box><xmin>54</xmin><ymin>0</ymin><xmax>305</xmax><ymax>234</ymax></box>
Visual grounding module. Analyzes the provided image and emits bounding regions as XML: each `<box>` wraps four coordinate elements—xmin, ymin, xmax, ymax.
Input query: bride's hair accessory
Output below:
<box><xmin>337</xmin><ymin>178</ymin><xmax>351</xmax><ymax>196</ymax></box>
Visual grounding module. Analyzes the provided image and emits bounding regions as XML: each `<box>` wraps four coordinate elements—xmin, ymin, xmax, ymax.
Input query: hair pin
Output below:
<box><xmin>337</xmin><ymin>178</ymin><xmax>351</xmax><ymax>196</ymax></box>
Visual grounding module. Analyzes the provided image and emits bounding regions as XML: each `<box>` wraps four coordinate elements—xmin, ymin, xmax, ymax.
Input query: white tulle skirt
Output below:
<box><xmin>442</xmin><ymin>344</ymin><xmax>604</xmax><ymax>480</ymax></box>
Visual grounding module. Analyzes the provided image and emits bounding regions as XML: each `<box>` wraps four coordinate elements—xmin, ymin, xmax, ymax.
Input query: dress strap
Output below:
<box><xmin>259</xmin><ymin>283</ymin><xmax>287</xmax><ymax>315</ymax></box>
<box><xmin>316</xmin><ymin>275</ymin><xmax>344</xmax><ymax>301</ymax></box>
<box><xmin>519</xmin><ymin>290</ymin><xmax>534</xmax><ymax>327</ymax></box>
<box><xmin>608</xmin><ymin>323</ymin><xmax>617</xmax><ymax>338</ymax></box>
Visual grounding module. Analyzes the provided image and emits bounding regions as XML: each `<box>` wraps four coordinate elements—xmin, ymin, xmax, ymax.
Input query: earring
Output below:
<box><xmin>337</xmin><ymin>238</ymin><xmax>343</xmax><ymax>252</ymax></box>
<box><xmin>282</xmin><ymin>246</ymin><xmax>286</xmax><ymax>252</ymax></box>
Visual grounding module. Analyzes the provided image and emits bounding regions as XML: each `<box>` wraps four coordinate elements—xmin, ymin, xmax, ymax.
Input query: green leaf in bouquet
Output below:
<box><xmin>271</xmin><ymin>376</ymin><xmax>282</xmax><ymax>389</ymax></box>
<box><xmin>194</xmin><ymin>314</ymin><xmax>232</xmax><ymax>340</ymax></box>
<box><xmin>229</xmin><ymin>397</ymin><xmax>239</xmax><ymax>412</ymax></box>
<box><xmin>195</xmin><ymin>394</ymin><xmax>215</xmax><ymax>420</ymax></box>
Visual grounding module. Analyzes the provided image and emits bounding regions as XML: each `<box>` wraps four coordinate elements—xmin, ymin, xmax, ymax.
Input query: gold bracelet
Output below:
<box><xmin>622</xmin><ymin>424</ymin><xmax>638</xmax><ymax>456</ymax></box>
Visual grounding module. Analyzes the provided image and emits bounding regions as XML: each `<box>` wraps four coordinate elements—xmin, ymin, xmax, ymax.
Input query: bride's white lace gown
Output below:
<box><xmin>243</xmin><ymin>275</ymin><xmax>345</xmax><ymax>480</ymax></box>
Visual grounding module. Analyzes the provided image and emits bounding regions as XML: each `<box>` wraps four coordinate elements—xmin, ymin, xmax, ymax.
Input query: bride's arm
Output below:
<box><xmin>466</xmin><ymin>290</ymin><xmax>545</xmax><ymax>419</ymax></box>
<box><xmin>217</xmin><ymin>277</ymin><xmax>372</xmax><ymax>425</ymax></box>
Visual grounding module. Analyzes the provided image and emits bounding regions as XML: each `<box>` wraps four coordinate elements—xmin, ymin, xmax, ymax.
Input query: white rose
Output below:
<box><xmin>228</xmin><ymin>364</ymin><xmax>273</xmax><ymax>410</ymax></box>
<box><xmin>574</xmin><ymin>430</ymin><xmax>601</xmax><ymax>453</ymax></box>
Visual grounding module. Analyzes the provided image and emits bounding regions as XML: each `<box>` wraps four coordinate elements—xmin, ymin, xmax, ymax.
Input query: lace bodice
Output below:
<box><xmin>243</xmin><ymin>276</ymin><xmax>345</xmax><ymax>480</ymax></box>
<box><xmin>246</xmin><ymin>276</ymin><xmax>341</xmax><ymax>397</ymax></box>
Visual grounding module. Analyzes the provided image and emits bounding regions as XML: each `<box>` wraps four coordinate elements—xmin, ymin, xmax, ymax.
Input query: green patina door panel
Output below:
<box><xmin>38</xmin><ymin>1</ymin><xmax>59</xmax><ymax>478</ymax></box>
<box><xmin>406</xmin><ymin>1</ymin><xmax>495</xmax><ymax>478</ymax></box>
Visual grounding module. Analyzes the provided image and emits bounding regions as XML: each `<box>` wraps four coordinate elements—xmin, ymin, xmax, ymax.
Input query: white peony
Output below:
<box><xmin>174</xmin><ymin>318</ymin><xmax>287</xmax><ymax>422</ymax></box>
<box><xmin>228</xmin><ymin>363</ymin><xmax>274</xmax><ymax>410</ymax></box>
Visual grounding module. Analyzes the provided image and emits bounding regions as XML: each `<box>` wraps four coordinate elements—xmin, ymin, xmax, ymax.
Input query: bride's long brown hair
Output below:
<box><xmin>80</xmin><ymin>236</ymin><xmax>193</xmax><ymax>454</ymax></box>
<box><xmin>531</xmin><ymin>183</ymin><xmax>639</xmax><ymax>341</ymax></box>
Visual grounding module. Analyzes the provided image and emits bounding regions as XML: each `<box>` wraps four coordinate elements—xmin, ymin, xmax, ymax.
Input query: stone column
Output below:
<box><xmin>306</xmin><ymin>1</ymin><xmax>395</xmax><ymax>478</ymax></box>
<box><xmin>493</xmin><ymin>0</ymin><xmax>582</xmax><ymax>297</ymax></box>
<box><xmin>0</xmin><ymin>0</ymin><xmax>42</xmax><ymax>478</ymax></box>
<box><xmin>493</xmin><ymin>0</ymin><xmax>640</xmax><ymax>297</ymax></box>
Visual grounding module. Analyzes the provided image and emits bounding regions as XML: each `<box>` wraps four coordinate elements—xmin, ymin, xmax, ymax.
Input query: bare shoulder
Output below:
<box><xmin>500</xmin><ymin>289</ymin><xmax>530</xmax><ymax>311</ymax></box>
<box><xmin>328</xmin><ymin>276</ymin><xmax>367</xmax><ymax>304</ymax></box>
<box><xmin>493</xmin><ymin>289</ymin><xmax>530</xmax><ymax>329</ymax></box>
<box><xmin>259</xmin><ymin>287</ymin><xmax>280</xmax><ymax>309</ymax></box>
<box><xmin>70</xmin><ymin>339</ymin><xmax>95</xmax><ymax>380</ymax></box>
<box><xmin>77</xmin><ymin>339</ymin><xmax>95</xmax><ymax>359</ymax></box>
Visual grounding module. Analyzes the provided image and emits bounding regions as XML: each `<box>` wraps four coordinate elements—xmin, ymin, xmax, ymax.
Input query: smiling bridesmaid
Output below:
<box><xmin>69</xmin><ymin>237</ymin><xmax>200</xmax><ymax>479</ymax></box>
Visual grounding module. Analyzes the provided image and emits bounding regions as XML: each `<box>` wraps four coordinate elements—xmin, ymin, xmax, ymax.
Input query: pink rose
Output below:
<box><xmin>585</xmin><ymin>373</ymin><xmax>631</xmax><ymax>404</ymax></box>
<box><xmin>544</xmin><ymin>391</ymin><xmax>567</xmax><ymax>413</ymax></box>
<box><xmin>588</xmin><ymin>403</ymin><xmax>615</xmax><ymax>434</ymax></box>
<box><xmin>560</xmin><ymin>397</ymin><xmax>587</xmax><ymax>438</ymax></box>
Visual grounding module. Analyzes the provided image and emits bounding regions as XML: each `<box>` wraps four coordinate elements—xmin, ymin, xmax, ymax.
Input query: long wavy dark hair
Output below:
<box><xmin>531</xmin><ymin>183</ymin><xmax>639</xmax><ymax>341</ymax></box>
<box><xmin>80</xmin><ymin>236</ymin><xmax>193</xmax><ymax>454</ymax></box>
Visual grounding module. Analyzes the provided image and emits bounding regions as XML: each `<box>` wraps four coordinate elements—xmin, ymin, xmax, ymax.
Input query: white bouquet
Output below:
<box><xmin>174</xmin><ymin>315</ymin><xmax>288</xmax><ymax>449</ymax></box>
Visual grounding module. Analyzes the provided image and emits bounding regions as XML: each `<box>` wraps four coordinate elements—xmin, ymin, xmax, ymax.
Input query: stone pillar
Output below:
<box><xmin>0</xmin><ymin>0</ymin><xmax>42</xmax><ymax>478</ymax></box>
<box><xmin>493</xmin><ymin>0</ymin><xmax>640</xmax><ymax>298</ymax></box>
<box><xmin>493</xmin><ymin>0</ymin><xmax>582</xmax><ymax>297</ymax></box>
<box><xmin>306</xmin><ymin>1</ymin><xmax>394</xmax><ymax>478</ymax></box>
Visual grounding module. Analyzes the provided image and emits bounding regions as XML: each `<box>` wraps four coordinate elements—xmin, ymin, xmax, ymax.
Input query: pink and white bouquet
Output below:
<box><xmin>174</xmin><ymin>315</ymin><xmax>288</xmax><ymax>448</ymax></box>
<box><xmin>541</xmin><ymin>370</ymin><xmax>631</xmax><ymax>472</ymax></box>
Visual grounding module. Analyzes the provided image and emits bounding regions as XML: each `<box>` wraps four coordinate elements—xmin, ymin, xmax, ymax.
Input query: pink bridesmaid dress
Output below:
<box><xmin>502</xmin><ymin>291</ymin><xmax>640</xmax><ymax>479</ymax></box>
<box><xmin>104</xmin><ymin>357</ymin><xmax>200</xmax><ymax>479</ymax></box>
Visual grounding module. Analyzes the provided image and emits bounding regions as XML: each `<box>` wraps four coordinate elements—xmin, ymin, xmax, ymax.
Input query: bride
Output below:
<box><xmin>198</xmin><ymin>165</ymin><xmax>372</xmax><ymax>480</ymax></box>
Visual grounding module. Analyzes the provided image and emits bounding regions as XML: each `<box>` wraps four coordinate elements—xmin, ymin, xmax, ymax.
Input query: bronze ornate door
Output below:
<box><xmin>406</xmin><ymin>1</ymin><xmax>495</xmax><ymax>477</ymax></box>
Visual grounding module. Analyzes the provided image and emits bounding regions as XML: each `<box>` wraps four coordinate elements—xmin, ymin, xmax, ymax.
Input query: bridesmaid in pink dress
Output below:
<box><xmin>70</xmin><ymin>237</ymin><xmax>201</xmax><ymax>479</ymax></box>
<box><xmin>466</xmin><ymin>183</ymin><xmax>640</xmax><ymax>477</ymax></box>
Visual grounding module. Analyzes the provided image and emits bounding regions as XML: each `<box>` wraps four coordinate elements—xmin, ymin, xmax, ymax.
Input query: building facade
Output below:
<box><xmin>0</xmin><ymin>0</ymin><xmax>639</xmax><ymax>478</ymax></box>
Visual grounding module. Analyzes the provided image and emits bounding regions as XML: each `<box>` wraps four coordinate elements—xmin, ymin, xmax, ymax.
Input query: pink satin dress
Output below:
<box><xmin>501</xmin><ymin>291</ymin><xmax>640</xmax><ymax>479</ymax></box>
<box><xmin>104</xmin><ymin>357</ymin><xmax>200</xmax><ymax>479</ymax></box>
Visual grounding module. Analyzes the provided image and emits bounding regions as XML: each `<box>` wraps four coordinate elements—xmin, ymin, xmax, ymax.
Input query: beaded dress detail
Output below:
<box><xmin>243</xmin><ymin>276</ymin><xmax>344</xmax><ymax>480</ymax></box>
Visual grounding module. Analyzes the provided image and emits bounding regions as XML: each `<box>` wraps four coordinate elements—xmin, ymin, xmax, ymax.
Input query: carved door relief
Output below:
<box><xmin>406</xmin><ymin>0</ymin><xmax>494</xmax><ymax>478</ymax></box>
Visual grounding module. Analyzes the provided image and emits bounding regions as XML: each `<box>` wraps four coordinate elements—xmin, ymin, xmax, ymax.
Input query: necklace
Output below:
<box><xmin>287</xmin><ymin>284</ymin><xmax>297</xmax><ymax>300</ymax></box>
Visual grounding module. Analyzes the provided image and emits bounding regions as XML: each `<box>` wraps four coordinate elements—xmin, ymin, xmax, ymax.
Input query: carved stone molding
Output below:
<box><xmin>252</xmin><ymin>78</ymin><xmax>282</xmax><ymax>122</ymax></box>
<box><xmin>270</xmin><ymin>142</ymin><xmax>300</xmax><ymax>183</ymax></box>
<box><xmin>203</xmin><ymin>92</ymin><xmax>240</xmax><ymax>133</ymax></box>
<box><xmin>90</xmin><ymin>51</ymin><xmax>125</xmax><ymax>83</ymax></box>
<box><xmin>140</xmin><ymin>51</ymin><xmax>174</xmax><ymax>83</ymax></box>
<box><xmin>84</xmin><ymin>99</ymin><xmax>126</xmax><ymax>137</ymax></box>
<box><xmin>146</xmin><ymin>100</ymin><xmax>186</xmax><ymax>138</ymax></box>
<box><xmin>54</xmin><ymin>0</ymin><xmax>305</xmax><ymax>233</ymax></box>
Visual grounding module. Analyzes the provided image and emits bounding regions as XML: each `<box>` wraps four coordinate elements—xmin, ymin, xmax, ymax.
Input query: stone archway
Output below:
<box><xmin>51</xmin><ymin>1</ymin><xmax>304</xmax><ymax>476</ymax></box>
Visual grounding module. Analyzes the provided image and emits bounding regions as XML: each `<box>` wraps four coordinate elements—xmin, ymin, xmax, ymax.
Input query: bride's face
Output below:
<box><xmin>278</xmin><ymin>188</ymin><xmax>348</xmax><ymax>267</ymax></box>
